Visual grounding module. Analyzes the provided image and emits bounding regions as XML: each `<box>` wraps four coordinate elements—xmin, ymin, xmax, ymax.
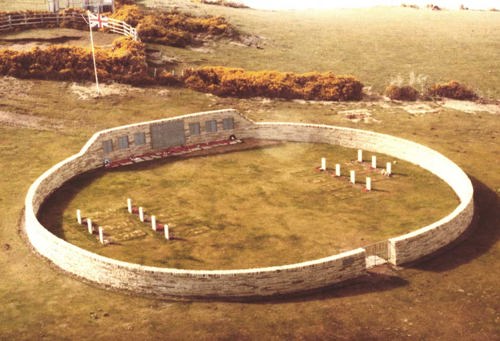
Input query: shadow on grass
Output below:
<box><xmin>38</xmin><ymin>169</ymin><xmax>107</xmax><ymax>240</ymax></box>
<box><xmin>407</xmin><ymin>176</ymin><xmax>499</xmax><ymax>272</ymax></box>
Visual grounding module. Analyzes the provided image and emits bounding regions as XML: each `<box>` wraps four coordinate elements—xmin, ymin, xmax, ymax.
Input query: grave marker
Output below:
<box><xmin>358</xmin><ymin>149</ymin><xmax>363</xmax><ymax>162</ymax></box>
<box><xmin>320</xmin><ymin>157</ymin><xmax>326</xmax><ymax>171</ymax></box>
<box><xmin>371</xmin><ymin>155</ymin><xmax>377</xmax><ymax>169</ymax></box>
<box><xmin>366</xmin><ymin>177</ymin><xmax>372</xmax><ymax>191</ymax></box>
<box><xmin>98</xmin><ymin>226</ymin><xmax>104</xmax><ymax>244</ymax></box>
<box><xmin>139</xmin><ymin>207</ymin><xmax>144</xmax><ymax>222</ymax></box>
<box><xmin>350</xmin><ymin>170</ymin><xmax>356</xmax><ymax>184</ymax></box>
<box><xmin>386</xmin><ymin>162</ymin><xmax>392</xmax><ymax>175</ymax></box>
<box><xmin>164</xmin><ymin>224</ymin><xmax>170</xmax><ymax>240</ymax></box>
<box><xmin>127</xmin><ymin>198</ymin><xmax>132</xmax><ymax>213</ymax></box>
<box><xmin>151</xmin><ymin>215</ymin><xmax>157</xmax><ymax>231</ymax></box>
<box><xmin>87</xmin><ymin>218</ymin><xmax>93</xmax><ymax>234</ymax></box>
<box><xmin>76</xmin><ymin>209</ymin><xmax>82</xmax><ymax>225</ymax></box>
<box><xmin>335</xmin><ymin>163</ymin><xmax>341</xmax><ymax>177</ymax></box>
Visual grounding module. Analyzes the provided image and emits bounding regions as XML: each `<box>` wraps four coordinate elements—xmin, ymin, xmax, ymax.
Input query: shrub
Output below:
<box><xmin>136</xmin><ymin>15</ymin><xmax>192</xmax><ymax>47</ymax></box>
<box><xmin>427</xmin><ymin>81</ymin><xmax>477</xmax><ymax>100</ymax></box>
<box><xmin>157</xmin><ymin>70</ymin><xmax>183</xmax><ymax>86</ymax></box>
<box><xmin>385</xmin><ymin>85</ymin><xmax>419</xmax><ymax>101</ymax></box>
<box><xmin>110</xmin><ymin>4</ymin><xmax>144</xmax><ymax>27</ymax></box>
<box><xmin>0</xmin><ymin>37</ymin><xmax>150</xmax><ymax>85</ymax></box>
<box><xmin>183</xmin><ymin>67</ymin><xmax>363</xmax><ymax>101</ymax></box>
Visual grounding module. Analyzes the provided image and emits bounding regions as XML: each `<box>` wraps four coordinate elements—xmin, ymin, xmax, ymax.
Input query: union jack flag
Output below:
<box><xmin>88</xmin><ymin>12</ymin><xmax>109</xmax><ymax>29</ymax></box>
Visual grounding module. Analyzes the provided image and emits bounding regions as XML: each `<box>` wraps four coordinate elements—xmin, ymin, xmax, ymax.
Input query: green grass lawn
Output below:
<box><xmin>0</xmin><ymin>1</ymin><xmax>499</xmax><ymax>339</ymax></box>
<box><xmin>40</xmin><ymin>142</ymin><xmax>457</xmax><ymax>269</ymax></box>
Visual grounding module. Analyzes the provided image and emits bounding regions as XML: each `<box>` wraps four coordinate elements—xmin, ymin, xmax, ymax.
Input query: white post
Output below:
<box><xmin>76</xmin><ymin>209</ymin><xmax>82</xmax><ymax>224</ymax></box>
<box><xmin>98</xmin><ymin>226</ymin><xmax>104</xmax><ymax>244</ymax></box>
<box><xmin>335</xmin><ymin>163</ymin><xmax>341</xmax><ymax>177</ymax></box>
<box><xmin>139</xmin><ymin>207</ymin><xmax>144</xmax><ymax>222</ymax></box>
<box><xmin>127</xmin><ymin>198</ymin><xmax>132</xmax><ymax>213</ymax></box>
<box><xmin>87</xmin><ymin>218</ymin><xmax>93</xmax><ymax>234</ymax></box>
<box><xmin>386</xmin><ymin>162</ymin><xmax>392</xmax><ymax>175</ymax></box>
<box><xmin>164</xmin><ymin>224</ymin><xmax>170</xmax><ymax>240</ymax></box>
<box><xmin>357</xmin><ymin>149</ymin><xmax>363</xmax><ymax>162</ymax></box>
<box><xmin>350</xmin><ymin>170</ymin><xmax>356</xmax><ymax>184</ymax></box>
<box><xmin>151</xmin><ymin>215</ymin><xmax>156</xmax><ymax>231</ymax></box>
<box><xmin>366</xmin><ymin>177</ymin><xmax>372</xmax><ymax>191</ymax></box>
<box><xmin>320</xmin><ymin>157</ymin><xmax>326</xmax><ymax>171</ymax></box>
<box><xmin>371</xmin><ymin>155</ymin><xmax>377</xmax><ymax>169</ymax></box>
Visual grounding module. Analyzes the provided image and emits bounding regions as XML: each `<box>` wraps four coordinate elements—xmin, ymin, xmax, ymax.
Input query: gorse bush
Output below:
<box><xmin>183</xmin><ymin>67</ymin><xmax>364</xmax><ymax>101</ymax></box>
<box><xmin>0</xmin><ymin>37</ymin><xmax>150</xmax><ymax>84</ymax></box>
<box><xmin>427</xmin><ymin>81</ymin><xmax>477</xmax><ymax>100</ymax></box>
<box><xmin>385</xmin><ymin>85</ymin><xmax>419</xmax><ymax>101</ymax></box>
<box><xmin>110</xmin><ymin>5</ymin><xmax>237</xmax><ymax>46</ymax></box>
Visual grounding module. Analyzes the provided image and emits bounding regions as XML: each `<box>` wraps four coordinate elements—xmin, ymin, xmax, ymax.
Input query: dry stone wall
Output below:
<box><xmin>24</xmin><ymin>109</ymin><xmax>474</xmax><ymax>298</ymax></box>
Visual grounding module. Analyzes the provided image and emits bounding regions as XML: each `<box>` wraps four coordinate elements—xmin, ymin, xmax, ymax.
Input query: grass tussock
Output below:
<box><xmin>427</xmin><ymin>81</ymin><xmax>478</xmax><ymax>100</ymax></box>
<box><xmin>183</xmin><ymin>67</ymin><xmax>364</xmax><ymax>101</ymax></box>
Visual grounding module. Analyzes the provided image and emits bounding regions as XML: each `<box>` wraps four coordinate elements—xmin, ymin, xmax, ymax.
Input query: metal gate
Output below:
<box><xmin>150</xmin><ymin>120</ymin><xmax>185</xmax><ymax>150</ymax></box>
<box><xmin>364</xmin><ymin>240</ymin><xmax>389</xmax><ymax>268</ymax></box>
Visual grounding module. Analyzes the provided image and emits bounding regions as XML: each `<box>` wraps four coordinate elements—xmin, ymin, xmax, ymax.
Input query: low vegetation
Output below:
<box><xmin>111</xmin><ymin>4</ymin><xmax>237</xmax><ymax>47</ymax></box>
<box><xmin>183</xmin><ymin>67</ymin><xmax>364</xmax><ymax>101</ymax></box>
<box><xmin>0</xmin><ymin>37</ymin><xmax>149</xmax><ymax>84</ymax></box>
<box><xmin>385</xmin><ymin>84</ymin><xmax>420</xmax><ymax>101</ymax></box>
<box><xmin>427</xmin><ymin>80</ymin><xmax>478</xmax><ymax>100</ymax></box>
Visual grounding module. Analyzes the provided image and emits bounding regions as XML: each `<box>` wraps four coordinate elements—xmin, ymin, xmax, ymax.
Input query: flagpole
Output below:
<box><xmin>87</xmin><ymin>11</ymin><xmax>100</xmax><ymax>96</ymax></box>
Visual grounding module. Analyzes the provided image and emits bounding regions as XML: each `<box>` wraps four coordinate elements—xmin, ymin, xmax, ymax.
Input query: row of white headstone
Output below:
<box><xmin>319</xmin><ymin>149</ymin><xmax>393</xmax><ymax>191</ymax></box>
<box><xmin>76</xmin><ymin>209</ymin><xmax>105</xmax><ymax>244</ymax></box>
<box><xmin>127</xmin><ymin>198</ymin><xmax>170</xmax><ymax>240</ymax></box>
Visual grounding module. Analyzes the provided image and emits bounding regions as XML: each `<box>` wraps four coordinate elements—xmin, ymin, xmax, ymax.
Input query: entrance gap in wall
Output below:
<box><xmin>364</xmin><ymin>240</ymin><xmax>390</xmax><ymax>268</ymax></box>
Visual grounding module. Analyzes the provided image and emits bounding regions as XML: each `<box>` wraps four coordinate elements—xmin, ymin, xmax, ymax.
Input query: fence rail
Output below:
<box><xmin>0</xmin><ymin>12</ymin><xmax>138</xmax><ymax>41</ymax></box>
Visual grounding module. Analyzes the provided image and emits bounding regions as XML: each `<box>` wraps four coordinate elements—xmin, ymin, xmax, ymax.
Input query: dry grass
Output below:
<box><xmin>40</xmin><ymin>142</ymin><xmax>457</xmax><ymax>269</ymax></box>
<box><xmin>0</xmin><ymin>2</ymin><xmax>499</xmax><ymax>339</ymax></box>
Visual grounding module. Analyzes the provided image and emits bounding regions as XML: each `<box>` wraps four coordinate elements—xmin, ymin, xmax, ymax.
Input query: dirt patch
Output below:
<box><xmin>0</xmin><ymin>28</ymin><xmax>118</xmax><ymax>51</ymax></box>
<box><xmin>0</xmin><ymin>111</ymin><xmax>65</xmax><ymax>131</ymax></box>
<box><xmin>441</xmin><ymin>99</ymin><xmax>500</xmax><ymax>115</ymax></box>
<box><xmin>70</xmin><ymin>82</ymin><xmax>145</xmax><ymax>100</ymax></box>
<box><xmin>402</xmin><ymin>103</ymin><xmax>440</xmax><ymax>115</ymax></box>
<box><xmin>339</xmin><ymin>109</ymin><xmax>380</xmax><ymax>123</ymax></box>
<box><xmin>0</xmin><ymin>77</ymin><xmax>34</xmax><ymax>98</ymax></box>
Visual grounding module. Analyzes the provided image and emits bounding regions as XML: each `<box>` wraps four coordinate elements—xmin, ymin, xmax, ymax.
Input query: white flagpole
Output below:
<box><xmin>87</xmin><ymin>11</ymin><xmax>100</xmax><ymax>96</ymax></box>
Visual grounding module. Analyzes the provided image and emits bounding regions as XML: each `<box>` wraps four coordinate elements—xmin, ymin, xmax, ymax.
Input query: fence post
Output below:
<box><xmin>8</xmin><ymin>15</ymin><xmax>12</xmax><ymax>29</ymax></box>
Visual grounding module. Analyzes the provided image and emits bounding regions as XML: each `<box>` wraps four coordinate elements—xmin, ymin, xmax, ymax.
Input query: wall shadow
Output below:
<box><xmin>407</xmin><ymin>176</ymin><xmax>499</xmax><ymax>272</ymax></box>
<box><xmin>37</xmin><ymin>169</ymin><xmax>107</xmax><ymax>240</ymax></box>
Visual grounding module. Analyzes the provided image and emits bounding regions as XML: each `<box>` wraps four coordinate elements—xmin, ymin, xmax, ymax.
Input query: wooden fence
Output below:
<box><xmin>0</xmin><ymin>11</ymin><xmax>138</xmax><ymax>41</ymax></box>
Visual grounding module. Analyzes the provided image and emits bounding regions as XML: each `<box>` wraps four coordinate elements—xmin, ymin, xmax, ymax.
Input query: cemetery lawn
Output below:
<box><xmin>40</xmin><ymin>142</ymin><xmax>457</xmax><ymax>269</ymax></box>
<box><xmin>0</xmin><ymin>1</ymin><xmax>499</xmax><ymax>340</ymax></box>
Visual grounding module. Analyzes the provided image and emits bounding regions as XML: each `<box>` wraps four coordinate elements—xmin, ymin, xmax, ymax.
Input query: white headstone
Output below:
<box><xmin>335</xmin><ymin>163</ymin><xmax>341</xmax><ymax>177</ymax></box>
<box><xmin>366</xmin><ymin>177</ymin><xmax>372</xmax><ymax>191</ymax></box>
<box><xmin>321</xmin><ymin>157</ymin><xmax>326</xmax><ymax>171</ymax></box>
<box><xmin>76</xmin><ymin>209</ymin><xmax>82</xmax><ymax>225</ymax></box>
<box><xmin>164</xmin><ymin>224</ymin><xmax>170</xmax><ymax>240</ymax></box>
<box><xmin>350</xmin><ymin>170</ymin><xmax>356</xmax><ymax>184</ymax></box>
<box><xmin>371</xmin><ymin>155</ymin><xmax>377</xmax><ymax>169</ymax></box>
<box><xmin>151</xmin><ymin>215</ymin><xmax>156</xmax><ymax>231</ymax></box>
<box><xmin>386</xmin><ymin>162</ymin><xmax>392</xmax><ymax>175</ymax></box>
<box><xmin>127</xmin><ymin>198</ymin><xmax>132</xmax><ymax>214</ymax></box>
<box><xmin>98</xmin><ymin>226</ymin><xmax>104</xmax><ymax>244</ymax></box>
<box><xmin>357</xmin><ymin>149</ymin><xmax>363</xmax><ymax>162</ymax></box>
<box><xmin>87</xmin><ymin>218</ymin><xmax>93</xmax><ymax>234</ymax></box>
<box><xmin>139</xmin><ymin>207</ymin><xmax>144</xmax><ymax>222</ymax></box>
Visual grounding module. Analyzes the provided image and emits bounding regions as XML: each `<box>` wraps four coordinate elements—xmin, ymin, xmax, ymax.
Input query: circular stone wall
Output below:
<box><xmin>24</xmin><ymin>109</ymin><xmax>474</xmax><ymax>299</ymax></box>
